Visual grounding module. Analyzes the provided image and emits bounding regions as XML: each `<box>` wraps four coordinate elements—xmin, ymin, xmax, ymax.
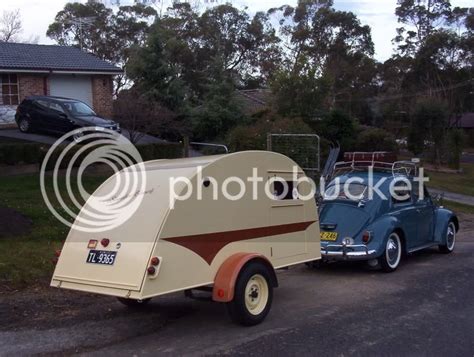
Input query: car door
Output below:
<box><xmin>390</xmin><ymin>180</ymin><xmax>419</xmax><ymax>250</ymax></box>
<box><xmin>413</xmin><ymin>181</ymin><xmax>435</xmax><ymax>244</ymax></box>
<box><xmin>48</xmin><ymin>101</ymin><xmax>72</xmax><ymax>133</ymax></box>
<box><xmin>29</xmin><ymin>99</ymin><xmax>52</xmax><ymax>128</ymax></box>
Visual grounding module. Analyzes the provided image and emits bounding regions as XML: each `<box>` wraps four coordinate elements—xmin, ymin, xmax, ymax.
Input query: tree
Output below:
<box><xmin>47</xmin><ymin>1</ymin><xmax>157</xmax><ymax>93</ymax></box>
<box><xmin>128</xmin><ymin>2</ymin><xmax>279</xmax><ymax>140</ymax></box>
<box><xmin>113</xmin><ymin>89</ymin><xmax>183</xmax><ymax>144</ymax></box>
<box><xmin>269</xmin><ymin>0</ymin><xmax>376</xmax><ymax>121</ymax></box>
<box><xmin>321</xmin><ymin>110</ymin><xmax>358</xmax><ymax>151</ymax></box>
<box><xmin>408</xmin><ymin>99</ymin><xmax>448</xmax><ymax>165</ymax></box>
<box><xmin>0</xmin><ymin>9</ymin><xmax>22</xmax><ymax>42</ymax></box>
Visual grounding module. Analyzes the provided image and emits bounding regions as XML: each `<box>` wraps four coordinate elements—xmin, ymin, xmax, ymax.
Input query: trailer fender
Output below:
<box><xmin>212</xmin><ymin>252</ymin><xmax>278</xmax><ymax>303</ymax></box>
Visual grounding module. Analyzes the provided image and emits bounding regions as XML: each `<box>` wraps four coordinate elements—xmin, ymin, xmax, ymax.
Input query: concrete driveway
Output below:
<box><xmin>0</xmin><ymin>128</ymin><xmax>164</xmax><ymax>145</ymax></box>
<box><xmin>0</xmin><ymin>214</ymin><xmax>472</xmax><ymax>356</ymax></box>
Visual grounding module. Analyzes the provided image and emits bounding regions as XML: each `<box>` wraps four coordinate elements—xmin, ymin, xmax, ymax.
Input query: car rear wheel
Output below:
<box><xmin>379</xmin><ymin>232</ymin><xmax>402</xmax><ymax>273</ymax></box>
<box><xmin>117</xmin><ymin>297</ymin><xmax>151</xmax><ymax>308</ymax></box>
<box><xmin>439</xmin><ymin>221</ymin><xmax>456</xmax><ymax>254</ymax></box>
<box><xmin>226</xmin><ymin>261</ymin><xmax>273</xmax><ymax>326</ymax></box>
<box><xmin>18</xmin><ymin>118</ymin><xmax>31</xmax><ymax>133</ymax></box>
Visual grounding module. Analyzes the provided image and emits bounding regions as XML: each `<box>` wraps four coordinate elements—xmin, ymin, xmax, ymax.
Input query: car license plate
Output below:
<box><xmin>321</xmin><ymin>231</ymin><xmax>338</xmax><ymax>241</ymax></box>
<box><xmin>86</xmin><ymin>250</ymin><xmax>117</xmax><ymax>265</ymax></box>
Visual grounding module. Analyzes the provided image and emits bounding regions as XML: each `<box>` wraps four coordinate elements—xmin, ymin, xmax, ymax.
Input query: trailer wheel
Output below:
<box><xmin>117</xmin><ymin>297</ymin><xmax>151</xmax><ymax>308</ymax></box>
<box><xmin>226</xmin><ymin>261</ymin><xmax>273</xmax><ymax>326</ymax></box>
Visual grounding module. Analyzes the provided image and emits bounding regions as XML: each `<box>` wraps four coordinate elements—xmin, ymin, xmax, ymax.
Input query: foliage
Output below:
<box><xmin>320</xmin><ymin>110</ymin><xmax>358</xmax><ymax>151</ymax></box>
<box><xmin>446</xmin><ymin>128</ymin><xmax>466</xmax><ymax>170</ymax></box>
<box><xmin>409</xmin><ymin>99</ymin><xmax>448</xmax><ymax>165</ymax></box>
<box><xmin>268</xmin><ymin>0</ymin><xmax>377</xmax><ymax>121</ymax></box>
<box><xmin>0</xmin><ymin>141</ymin><xmax>182</xmax><ymax>167</ymax></box>
<box><xmin>47</xmin><ymin>1</ymin><xmax>157</xmax><ymax>93</ymax></box>
<box><xmin>227</xmin><ymin>112</ymin><xmax>313</xmax><ymax>152</ymax></box>
<box><xmin>113</xmin><ymin>89</ymin><xmax>188</xmax><ymax>144</ymax></box>
<box><xmin>355</xmin><ymin>128</ymin><xmax>398</xmax><ymax>153</ymax></box>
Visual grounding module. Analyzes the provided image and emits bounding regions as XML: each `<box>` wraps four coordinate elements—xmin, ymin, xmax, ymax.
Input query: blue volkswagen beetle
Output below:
<box><xmin>319</xmin><ymin>159</ymin><xmax>459</xmax><ymax>272</ymax></box>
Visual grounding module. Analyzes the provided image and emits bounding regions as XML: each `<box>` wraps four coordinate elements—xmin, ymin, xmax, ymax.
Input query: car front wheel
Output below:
<box><xmin>379</xmin><ymin>232</ymin><xmax>402</xmax><ymax>273</ymax></box>
<box><xmin>439</xmin><ymin>221</ymin><xmax>456</xmax><ymax>254</ymax></box>
<box><xmin>226</xmin><ymin>261</ymin><xmax>273</xmax><ymax>326</ymax></box>
<box><xmin>18</xmin><ymin>118</ymin><xmax>31</xmax><ymax>133</ymax></box>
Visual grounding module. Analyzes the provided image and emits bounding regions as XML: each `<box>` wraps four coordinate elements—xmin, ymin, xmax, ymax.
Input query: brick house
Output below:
<box><xmin>0</xmin><ymin>42</ymin><xmax>122</xmax><ymax>124</ymax></box>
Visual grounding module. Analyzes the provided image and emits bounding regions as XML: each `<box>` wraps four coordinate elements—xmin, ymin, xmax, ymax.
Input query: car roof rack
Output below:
<box><xmin>333</xmin><ymin>152</ymin><xmax>418</xmax><ymax>178</ymax></box>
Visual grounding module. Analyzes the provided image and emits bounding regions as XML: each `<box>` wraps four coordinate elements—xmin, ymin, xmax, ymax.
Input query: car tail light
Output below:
<box><xmin>362</xmin><ymin>231</ymin><xmax>372</xmax><ymax>244</ymax></box>
<box><xmin>101</xmin><ymin>238</ymin><xmax>110</xmax><ymax>247</ymax></box>
<box><xmin>150</xmin><ymin>257</ymin><xmax>160</xmax><ymax>266</ymax></box>
<box><xmin>147</xmin><ymin>266</ymin><xmax>156</xmax><ymax>275</ymax></box>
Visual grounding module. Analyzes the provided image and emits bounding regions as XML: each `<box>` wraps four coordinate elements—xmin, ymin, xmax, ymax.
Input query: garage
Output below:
<box><xmin>49</xmin><ymin>74</ymin><xmax>93</xmax><ymax>106</ymax></box>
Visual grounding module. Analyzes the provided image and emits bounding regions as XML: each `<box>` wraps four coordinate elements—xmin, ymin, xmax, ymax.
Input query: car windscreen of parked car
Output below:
<box><xmin>324</xmin><ymin>183</ymin><xmax>368</xmax><ymax>201</ymax></box>
<box><xmin>62</xmin><ymin>101</ymin><xmax>96</xmax><ymax>116</ymax></box>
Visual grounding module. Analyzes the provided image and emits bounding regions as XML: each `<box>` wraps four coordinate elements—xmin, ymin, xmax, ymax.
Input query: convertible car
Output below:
<box><xmin>319</xmin><ymin>154</ymin><xmax>459</xmax><ymax>272</ymax></box>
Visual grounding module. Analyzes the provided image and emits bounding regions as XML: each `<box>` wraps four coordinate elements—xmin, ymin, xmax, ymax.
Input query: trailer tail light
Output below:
<box><xmin>362</xmin><ymin>231</ymin><xmax>372</xmax><ymax>244</ymax></box>
<box><xmin>88</xmin><ymin>240</ymin><xmax>98</xmax><ymax>249</ymax></box>
<box><xmin>150</xmin><ymin>257</ymin><xmax>160</xmax><ymax>266</ymax></box>
<box><xmin>101</xmin><ymin>238</ymin><xmax>110</xmax><ymax>248</ymax></box>
<box><xmin>147</xmin><ymin>266</ymin><xmax>156</xmax><ymax>275</ymax></box>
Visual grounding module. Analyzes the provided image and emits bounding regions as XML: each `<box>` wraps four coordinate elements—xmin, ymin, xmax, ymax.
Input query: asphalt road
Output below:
<box><xmin>1</xmin><ymin>214</ymin><xmax>473</xmax><ymax>356</ymax></box>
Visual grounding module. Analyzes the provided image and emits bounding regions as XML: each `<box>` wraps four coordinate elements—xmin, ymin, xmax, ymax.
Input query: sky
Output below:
<box><xmin>0</xmin><ymin>0</ymin><xmax>472</xmax><ymax>61</ymax></box>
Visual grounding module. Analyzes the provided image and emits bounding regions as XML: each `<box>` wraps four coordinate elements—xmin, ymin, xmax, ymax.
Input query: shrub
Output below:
<box><xmin>0</xmin><ymin>142</ymin><xmax>183</xmax><ymax>168</ymax></box>
<box><xmin>355</xmin><ymin>128</ymin><xmax>398</xmax><ymax>153</ymax></box>
<box><xmin>227</xmin><ymin>113</ymin><xmax>313</xmax><ymax>152</ymax></box>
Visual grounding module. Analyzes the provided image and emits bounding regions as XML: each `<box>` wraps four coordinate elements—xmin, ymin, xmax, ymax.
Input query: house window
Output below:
<box><xmin>0</xmin><ymin>74</ymin><xmax>19</xmax><ymax>105</ymax></box>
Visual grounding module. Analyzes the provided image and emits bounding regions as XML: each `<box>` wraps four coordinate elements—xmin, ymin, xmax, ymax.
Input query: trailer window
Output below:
<box><xmin>273</xmin><ymin>181</ymin><xmax>298</xmax><ymax>200</ymax></box>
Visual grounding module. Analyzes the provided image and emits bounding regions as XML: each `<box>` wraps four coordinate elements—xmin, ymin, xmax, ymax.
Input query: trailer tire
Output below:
<box><xmin>226</xmin><ymin>261</ymin><xmax>273</xmax><ymax>326</ymax></box>
<box><xmin>117</xmin><ymin>297</ymin><xmax>151</xmax><ymax>308</ymax></box>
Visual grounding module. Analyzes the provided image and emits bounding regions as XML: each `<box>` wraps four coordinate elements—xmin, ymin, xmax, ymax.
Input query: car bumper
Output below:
<box><xmin>321</xmin><ymin>244</ymin><xmax>377</xmax><ymax>261</ymax></box>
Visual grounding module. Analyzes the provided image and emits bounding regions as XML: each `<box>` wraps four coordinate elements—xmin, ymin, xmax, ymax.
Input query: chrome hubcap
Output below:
<box><xmin>446</xmin><ymin>223</ymin><xmax>455</xmax><ymax>250</ymax></box>
<box><xmin>386</xmin><ymin>234</ymin><xmax>401</xmax><ymax>268</ymax></box>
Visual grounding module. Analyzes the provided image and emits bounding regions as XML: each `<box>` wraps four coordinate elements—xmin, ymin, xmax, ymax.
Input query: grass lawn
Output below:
<box><xmin>427</xmin><ymin>163</ymin><xmax>474</xmax><ymax>197</ymax></box>
<box><xmin>443</xmin><ymin>200</ymin><xmax>474</xmax><ymax>215</ymax></box>
<box><xmin>0</xmin><ymin>174</ymin><xmax>105</xmax><ymax>288</ymax></box>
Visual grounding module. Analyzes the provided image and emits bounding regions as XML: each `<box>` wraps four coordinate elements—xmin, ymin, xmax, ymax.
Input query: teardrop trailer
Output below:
<box><xmin>51</xmin><ymin>151</ymin><xmax>321</xmax><ymax>325</ymax></box>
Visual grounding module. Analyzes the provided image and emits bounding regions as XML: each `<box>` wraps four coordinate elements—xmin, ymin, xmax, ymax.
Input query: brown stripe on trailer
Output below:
<box><xmin>163</xmin><ymin>220</ymin><xmax>316</xmax><ymax>265</ymax></box>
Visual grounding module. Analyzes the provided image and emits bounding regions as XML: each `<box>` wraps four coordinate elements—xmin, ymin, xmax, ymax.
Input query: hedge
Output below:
<box><xmin>0</xmin><ymin>141</ymin><xmax>183</xmax><ymax>168</ymax></box>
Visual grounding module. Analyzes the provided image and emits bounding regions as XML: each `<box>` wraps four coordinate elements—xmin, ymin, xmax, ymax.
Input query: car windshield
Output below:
<box><xmin>63</xmin><ymin>101</ymin><xmax>96</xmax><ymax>116</ymax></box>
<box><xmin>324</xmin><ymin>183</ymin><xmax>368</xmax><ymax>201</ymax></box>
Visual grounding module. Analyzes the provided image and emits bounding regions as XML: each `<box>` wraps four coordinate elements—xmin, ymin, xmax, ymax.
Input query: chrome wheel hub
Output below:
<box><xmin>446</xmin><ymin>223</ymin><xmax>455</xmax><ymax>250</ymax></box>
<box><xmin>386</xmin><ymin>234</ymin><xmax>401</xmax><ymax>268</ymax></box>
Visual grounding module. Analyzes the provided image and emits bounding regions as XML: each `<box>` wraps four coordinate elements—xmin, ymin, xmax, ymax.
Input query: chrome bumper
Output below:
<box><xmin>321</xmin><ymin>244</ymin><xmax>377</xmax><ymax>261</ymax></box>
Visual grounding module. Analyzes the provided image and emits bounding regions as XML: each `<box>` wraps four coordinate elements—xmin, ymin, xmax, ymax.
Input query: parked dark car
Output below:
<box><xmin>15</xmin><ymin>96</ymin><xmax>120</xmax><ymax>142</ymax></box>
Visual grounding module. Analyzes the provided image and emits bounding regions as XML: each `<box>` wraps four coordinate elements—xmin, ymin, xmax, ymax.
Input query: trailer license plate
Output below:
<box><xmin>86</xmin><ymin>250</ymin><xmax>117</xmax><ymax>265</ymax></box>
<box><xmin>321</xmin><ymin>232</ymin><xmax>338</xmax><ymax>241</ymax></box>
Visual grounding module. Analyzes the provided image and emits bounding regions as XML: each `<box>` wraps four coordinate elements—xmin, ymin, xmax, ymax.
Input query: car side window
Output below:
<box><xmin>49</xmin><ymin>102</ymin><xmax>66</xmax><ymax>115</ymax></box>
<box><xmin>33</xmin><ymin>100</ymin><xmax>50</xmax><ymax>112</ymax></box>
